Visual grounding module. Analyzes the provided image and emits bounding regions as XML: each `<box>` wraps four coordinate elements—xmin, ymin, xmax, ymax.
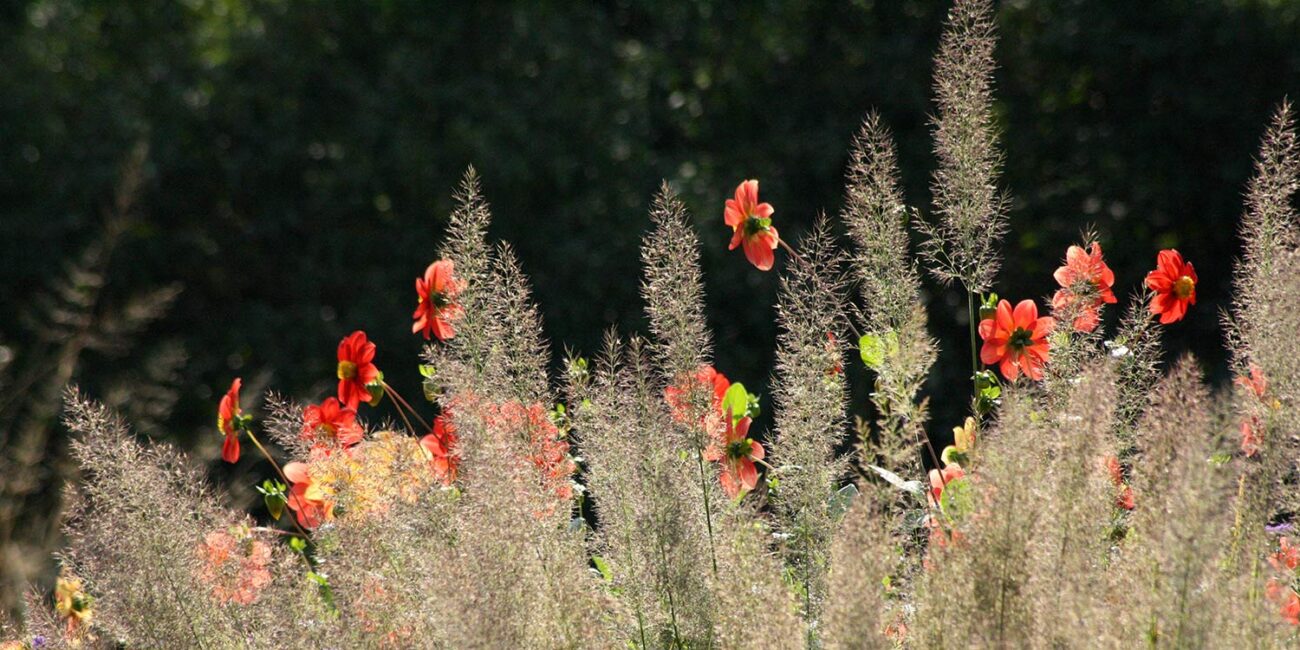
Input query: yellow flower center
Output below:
<box><xmin>1174</xmin><ymin>275</ymin><xmax>1195</xmax><ymax>299</ymax></box>
<box><xmin>338</xmin><ymin>360</ymin><xmax>358</xmax><ymax>380</ymax></box>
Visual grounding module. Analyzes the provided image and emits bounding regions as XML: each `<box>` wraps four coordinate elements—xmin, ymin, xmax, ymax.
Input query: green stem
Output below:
<box><xmin>695</xmin><ymin>451</ymin><xmax>720</xmax><ymax>576</ymax></box>
<box><xmin>968</xmin><ymin>290</ymin><xmax>980</xmax><ymax>384</ymax></box>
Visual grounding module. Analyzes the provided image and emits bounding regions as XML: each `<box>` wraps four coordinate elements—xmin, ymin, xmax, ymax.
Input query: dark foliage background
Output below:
<box><xmin>1</xmin><ymin>0</ymin><xmax>1298</xmax><ymax>604</ymax></box>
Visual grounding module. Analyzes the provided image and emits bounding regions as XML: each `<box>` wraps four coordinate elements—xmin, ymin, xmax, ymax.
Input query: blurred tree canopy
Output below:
<box><xmin>1</xmin><ymin>0</ymin><xmax>1299</xmax><ymax>591</ymax></box>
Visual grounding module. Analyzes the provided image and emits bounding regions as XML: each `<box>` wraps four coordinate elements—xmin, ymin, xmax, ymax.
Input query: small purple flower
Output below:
<box><xmin>1266</xmin><ymin>522</ymin><xmax>1294</xmax><ymax>534</ymax></box>
<box><xmin>31</xmin><ymin>636</ymin><xmax>47</xmax><ymax>649</ymax></box>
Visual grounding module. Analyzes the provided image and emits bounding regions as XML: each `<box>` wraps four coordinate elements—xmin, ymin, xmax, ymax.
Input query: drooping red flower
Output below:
<box><xmin>1236</xmin><ymin>363</ymin><xmax>1269</xmax><ymax>401</ymax></box>
<box><xmin>284</xmin><ymin>461</ymin><xmax>335</xmax><ymax>529</ymax></box>
<box><xmin>724</xmin><ymin>179</ymin><xmax>780</xmax><ymax>271</ymax></box>
<box><xmin>217</xmin><ymin>378</ymin><xmax>243</xmax><ymax>464</ymax></box>
<box><xmin>1051</xmin><ymin>242</ymin><xmax>1117</xmax><ymax>333</ymax></box>
<box><xmin>978</xmin><ymin>299</ymin><xmax>1056</xmax><ymax>381</ymax></box>
<box><xmin>302</xmin><ymin>397</ymin><xmax>364</xmax><ymax>453</ymax></box>
<box><xmin>1241</xmin><ymin>416</ymin><xmax>1262</xmax><ymax>458</ymax></box>
<box><xmin>1145</xmin><ymin>249</ymin><xmax>1198</xmax><ymax>324</ymax></box>
<box><xmin>703</xmin><ymin>410</ymin><xmax>765</xmax><ymax>498</ymax></box>
<box><xmin>336</xmin><ymin>330</ymin><xmax>380</xmax><ymax>410</ymax></box>
<box><xmin>412</xmin><ymin>259</ymin><xmax>465</xmax><ymax>341</ymax></box>
<box><xmin>664</xmin><ymin>364</ymin><xmax>730</xmax><ymax>426</ymax></box>
<box><xmin>1103</xmin><ymin>455</ymin><xmax>1136</xmax><ymax>511</ymax></box>
<box><xmin>419</xmin><ymin>413</ymin><xmax>460</xmax><ymax>486</ymax></box>
<box><xmin>1270</xmin><ymin>536</ymin><xmax>1300</xmax><ymax>573</ymax></box>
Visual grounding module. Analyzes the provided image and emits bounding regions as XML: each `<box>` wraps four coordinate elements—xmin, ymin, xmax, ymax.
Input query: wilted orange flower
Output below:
<box><xmin>217</xmin><ymin>378</ymin><xmax>243</xmax><ymax>464</ymax></box>
<box><xmin>284</xmin><ymin>461</ymin><xmax>335</xmax><ymax>529</ymax></box>
<box><xmin>337</xmin><ymin>330</ymin><xmax>380</xmax><ymax>410</ymax></box>
<box><xmin>419</xmin><ymin>413</ymin><xmax>460</xmax><ymax>486</ymax></box>
<box><xmin>1051</xmin><ymin>242</ymin><xmax>1117</xmax><ymax>332</ymax></box>
<box><xmin>197</xmin><ymin>526</ymin><xmax>273</xmax><ymax>605</ymax></box>
<box><xmin>978</xmin><ymin>299</ymin><xmax>1055</xmax><ymax>381</ymax></box>
<box><xmin>412</xmin><ymin>259</ymin><xmax>465</xmax><ymax>341</ymax></box>
<box><xmin>302</xmin><ymin>397</ymin><xmax>364</xmax><ymax>453</ymax></box>
<box><xmin>1236</xmin><ymin>363</ymin><xmax>1268</xmax><ymax>401</ymax></box>
<box><xmin>54</xmin><ymin>570</ymin><xmax>93</xmax><ymax>640</ymax></box>
<box><xmin>664</xmin><ymin>364</ymin><xmax>730</xmax><ymax>427</ymax></box>
<box><xmin>1145</xmin><ymin>249</ymin><xmax>1197</xmax><ymax>324</ymax></box>
<box><xmin>724</xmin><ymin>179</ymin><xmax>780</xmax><ymax>271</ymax></box>
<box><xmin>1241</xmin><ymin>416</ymin><xmax>1262</xmax><ymax>458</ymax></box>
<box><xmin>703</xmin><ymin>410</ymin><xmax>765</xmax><ymax>498</ymax></box>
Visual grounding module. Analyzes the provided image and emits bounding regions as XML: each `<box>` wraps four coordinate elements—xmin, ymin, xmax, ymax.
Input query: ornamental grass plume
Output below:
<box><xmin>916</xmin><ymin>0</ymin><xmax>1008</xmax><ymax>293</ymax></box>
<box><xmin>840</xmin><ymin>113</ymin><xmax>936</xmax><ymax>488</ymax></box>
<box><xmin>766</xmin><ymin>219</ymin><xmax>850</xmax><ymax>635</ymax></box>
<box><xmin>568</xmin><ymin>335</ymin><xmax>716</xmax><ymax>648</ymax></box>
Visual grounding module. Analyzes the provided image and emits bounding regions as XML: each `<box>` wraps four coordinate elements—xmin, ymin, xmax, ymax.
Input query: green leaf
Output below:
<box><xmin>938</xmin><ymin>477</ymin><xmax>974</xmax><ymax>520</ymax></box>
<box><xmin>859</xmin><ymin>333</ymin><xmax>885</xmax><ymax>369</ymax></box>
<box><xmin>828</xmin><ymin>483</ymin><xmax>860</xmax><ymax>520</ymax></box>
<box><xmin>289</xmin><ymin>537</ymin><xmax>308</xmax><ymax>553</ymax></box>
<box><xmin>592</xmin><ymin>556</ymin><xmax>612</xmax><ymax>582</ymax></box>
<box><xmin>418</xmin><ymin>364</ymin><xmax>436</xmax><ymax>379</ymax></box>
<box><xmin>722</xmin><ymin>382</ymin><xmax>758</xmax><ymax>422</ymax></box>
<box><xmin>859</xmin><ymin>332</ymin><xmax>899</xmax><ymax>370</ymax></box>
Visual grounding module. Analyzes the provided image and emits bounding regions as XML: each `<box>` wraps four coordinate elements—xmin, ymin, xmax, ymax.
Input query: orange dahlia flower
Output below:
<box><xmin>703</xmin><ymin>410</ymin><xmax>764</xmax><ymax>498</ymax></box>
<box><xmin>724</xmin><ymin>179</ymin><xmax>779</xmax><ymax>271</ymax></box>
<box><xmin>1051</xmin><ymin>242</ymin><xmax>1117</xmax><ymax>332</ymax></box>
<box><xmin>978</xmin><ymin>299</ymin><xmax>1055</xmax><ymax>381</ymax></box>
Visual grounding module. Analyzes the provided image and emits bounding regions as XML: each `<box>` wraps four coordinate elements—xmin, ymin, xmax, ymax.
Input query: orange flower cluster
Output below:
<box><xmin>196</xmin><ymin>525</ymin><xmax>273</xmax><ymax>605</ymax></box>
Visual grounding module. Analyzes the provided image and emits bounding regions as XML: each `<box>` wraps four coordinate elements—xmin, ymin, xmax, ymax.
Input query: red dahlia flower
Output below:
<box><xmin>336</xmin><ymin>330</ymin><xmax>380</xmax><ymax>410</ymax></box>
<box><xmin>419</xmin><ymin>413</ymin><xmax>460</xmax><ymax>486</ymax></box>
<box><xmin>217</xmin><ymin>378</ymin><xmax>243</xmax><ymax>463</ymax></box>
<box><xmin>1145</xmin><ymin>249</ymin><xmax>1197</xmax><ymax>324</ymax></box>
<box><xmin>412</xmin><ymin>259</ymin><xmax>465</xmax><ymax>341</ymax></box>
<box><xmin>703</xmin><ymin>410</ymin><xmax>765</xmax><ymax>498</ymax></box>
<box><xmin>724</xmin><ymin>179</ymin><xmax>780</xmax><ymax>271</ymax></box>
<box><xmin>1051</xmin><ymin>242</ymin><xmax>1117</xmax><ymax>332</ymax></box>
<box><xmin>978</xmin><ymin>299</ymin><xmax>1055</xmax><ymax>381</ymax></box>
<box><xmin>302</xmin><ymin>397</ymin><xmax>364</xmax><ymax>453</ymax></box>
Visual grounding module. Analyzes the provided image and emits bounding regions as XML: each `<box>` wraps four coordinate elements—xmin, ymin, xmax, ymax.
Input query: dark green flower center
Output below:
<box><xmin>1008</xmin><ymin>327</ymin><xmax>1034</xmax><ymax>351</ymax></box>
<box><xmin>743</xmin><ymin>215</ymin><xmax>770</xmax><ymax>237</ymax></box>
<box><xmin>726</xmin><ymin>439</ymin><xmax>752</xmax><ymax>460</ymax></box>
